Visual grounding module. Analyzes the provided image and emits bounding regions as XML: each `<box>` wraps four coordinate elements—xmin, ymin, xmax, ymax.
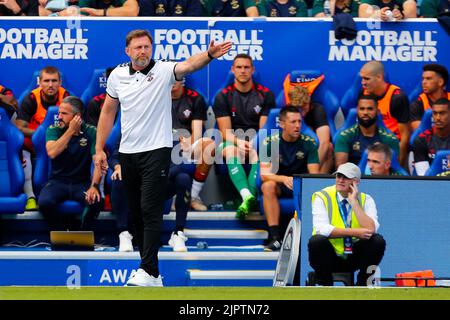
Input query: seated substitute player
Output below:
<box><xmin>410</xmin><ymin>64</ymin><xmax>449</xmax><ymax>131</ymax></box>
<box><xmin>171</xmin><ymin>79</ymin><xmax>215</xmax><ymax>211</ymax></box>
<box><xmin>260</xmin><ymin>107</ymin><xmax>319</xmax><ymax>251</ymax></box>
<box><xmin>40</xmin><ymin>96</ymin><xmax>102</xmax><ymax>231</ymax></box>
<box><xmin>286</xmin><ymin>86</ymin><xmax>334</xmax><ymax>173</ymax></box>
<box><xmin>214</xmin><ymin>53</ymin><xmax>276</xmax><ymax>219</ymax></box>
<box><xmin>334</xmin><ymin>95</ymin><xmax>399</xmax><ymax>167</ymax></box>
<box><xmin>412</xmin><ymin>98</ymin><xmax>450</xmax><ymax>176</ymax></box>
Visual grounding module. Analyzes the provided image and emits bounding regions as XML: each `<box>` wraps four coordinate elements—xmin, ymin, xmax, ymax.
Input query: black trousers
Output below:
<box><xmin>308</xmin><ymin>234</ymin><xmax>386</xmax><ymax>286</ymax></box>
<box><xmin>119</xmin><ymin>147</ymin><xmax>171</xmax><ymax>277</ymax></box>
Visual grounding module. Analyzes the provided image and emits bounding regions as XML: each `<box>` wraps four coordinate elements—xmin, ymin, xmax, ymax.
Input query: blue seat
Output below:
<box><xmin>358</xmin><ymin>149</ymin><xmax>408</xmax><ymax>176</ymax></box>
<box><xmin>80</xmin><ymin>68</ymin><xmax>107</xmax><ymax>106</ymax></box>
<box><xmin>425</xmin><ymin>150</ymin><xmax>450</xmax><ymax>176</ymax></box>
<box><xmin>332</xmin><ymin>108</ymin><xmax>392</xmax><ymax>145</ymax></box>
<box><xmin>32</xmin><ymin>106</ymin><xmax>84</xmax><ymax>215</ymax></box>
<box><xmin>0</xmin><ymin>108</ymin><xmax>27</xmax><ymax>214</ymax></box>
<box><xmin>18</xmin><ymin>70</ymin><xmax>68</xmax><ymax>105</ymax></box>
<box><xmin>408</xmin><ymin>79</ymin><xmax>423</xmax><ymax>104</ymax></box>
<box><xmin>276</xmin><ymin>70</ymin><xmax>340</xmax><ymax>137</ymax></box>
<box><xmin>340</xmin><ymin>72</ymin><xmax>391</xmax><ymax>118</ymax></box>
<box><xmin>409</xmin><ymin>109</ymin><xmax>433</xmax><ymax>146</ymax></box>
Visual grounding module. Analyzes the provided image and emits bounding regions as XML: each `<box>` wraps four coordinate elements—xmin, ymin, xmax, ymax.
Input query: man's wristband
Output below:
<box><xmin>91</xmin><ymin>183</ymin><xmax>100</xmax><ymax>191</ymax></box>
<box><xmin>207</xmin><ymin>51</ymin><xmax>214</xmax><ymax>60</ymax></box>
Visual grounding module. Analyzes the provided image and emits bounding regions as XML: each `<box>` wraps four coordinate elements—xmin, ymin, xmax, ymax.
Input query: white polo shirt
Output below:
<box><xmin>106</xmin><ymin>60</ymin><xmax>177</xmax><ymax>154</ymax></box>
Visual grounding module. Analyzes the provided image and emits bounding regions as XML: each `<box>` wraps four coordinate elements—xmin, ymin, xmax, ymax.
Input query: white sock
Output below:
<box><xmin>191</xmin><ymin>180</ymin><xmax>204</xmax><ymax>200</ymax></box>
<box><xmin>239</xmin><ymin>188</ymin><xmax>252</xmax><ymax>200</ymax></box>
<box><xmin>23</xmin><ymin>151</ymin><xmax>35</xmax><ymax>199</ymax></box>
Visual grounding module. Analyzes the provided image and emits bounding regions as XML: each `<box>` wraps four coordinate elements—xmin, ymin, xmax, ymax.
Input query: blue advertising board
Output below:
<box><xmin>0</xmin><ymin>18</ymin><xmax>448</xmax><ymax>105</ymax></box>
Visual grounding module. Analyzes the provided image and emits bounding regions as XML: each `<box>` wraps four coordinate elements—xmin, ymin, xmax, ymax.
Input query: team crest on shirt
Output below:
<box><xmin>231</xmin><ymin>106</ymin><xmax>237</xmax><ymax>117</ymax></box>
<box><xmin>296</xmin><ymin>151</ymin><xmax>305</xmax><ymax>160</ymax></box>
<box><xmin>231</xmin><ymin>0</ymin><xmax>240</xmax><ymax>9</ymax></box>
<box><xmin>254</xmin><ymin>105</ymin><xmax>262</xmax><ymax>114</ymax></box>
<box><xmin>183</xmin><ymin>109</ymin><xmax>192</xmax><ymax>118</ymax></box>
<box><xmin>156</xmin><ymin>4</ymin><xmax>165</xmax><ymax>14</ymax></box>
<box><xmin>80</xmin><ymin>138</ymin><xmax>88</xmax><ymax>147</ymax></box>
<box><xmin>175</xmin><ymin>4</ymin><xmax>183</xmax><ymax>14</ymax></box>
<box><xmin>147</xmin><ymin>72</ymin><xmax>154</xmax><ymax>82</ymax></box>
<box><xmin>289</xmin><ymin>6</ymin><xmax>297</xmax><ymax>15</ymax></box>
<box><xmin>352</xmin><ymin>141</ymin><xmax>360</xmax><ymax>152</ymax></box>
<box><xmin>270</xmin><ymin>9</ymin><xmax>278</xmax><ymax>17</ymax></box>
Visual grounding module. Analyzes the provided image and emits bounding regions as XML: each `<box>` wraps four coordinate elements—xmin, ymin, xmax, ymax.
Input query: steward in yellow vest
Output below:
<box><xmin>308</xmin><ymin>162</ymin><xmax>386</xmax><ymax>286</ymax></box>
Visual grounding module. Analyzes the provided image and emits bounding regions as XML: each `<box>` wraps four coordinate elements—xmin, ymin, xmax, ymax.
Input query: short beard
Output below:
<box><xmin>358</xmin><ymin>116</ymin><xmax>377</xmax><ymax>128</ymax></box>
<box><xmin>133</xmin><ymin>56</ymin><xmax>149</xmax><ymax>68</ymax></box>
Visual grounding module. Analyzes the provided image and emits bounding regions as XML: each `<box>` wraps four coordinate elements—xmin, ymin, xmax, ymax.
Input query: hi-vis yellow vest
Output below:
<box><xmin>312</xmin><ymin>185</ymin><xmax>366</xmax><ymax>257</ymax></box>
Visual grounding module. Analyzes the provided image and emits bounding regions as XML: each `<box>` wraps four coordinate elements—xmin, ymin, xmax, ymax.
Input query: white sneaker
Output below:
<box><xmin>168</xmin><ymin>231</ymin><xmax>188</xmax><ymax>252</ymax></box>
<box><xmin>191</xmin><ymin>197</ymin><xmax>207</xmax><ymax>211</ymax></box>
<box><xmin>119</xmin><ymin>231</ymin><xmax>134</xmax><ymax>252</ymax></box>
<box><xmin>125</xmin><ymin>268</ymin><xmax>163</xmax><ymax>287</ymax></box>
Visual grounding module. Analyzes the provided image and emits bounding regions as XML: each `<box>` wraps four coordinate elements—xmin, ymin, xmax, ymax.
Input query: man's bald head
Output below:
<box><xmin>361</xmin><ymin>61</ymin><xmax>385</xmax><ymax>78</ymax></box>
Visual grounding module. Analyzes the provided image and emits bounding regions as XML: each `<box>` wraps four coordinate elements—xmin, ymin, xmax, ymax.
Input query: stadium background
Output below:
<box><xmin>0</xmin><ymin>17</ymin><xmax>449</xmax><ymax>290</ymax></box>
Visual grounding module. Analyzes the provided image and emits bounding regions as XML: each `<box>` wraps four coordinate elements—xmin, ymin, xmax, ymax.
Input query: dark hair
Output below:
<box><xmin>433</xmin><ymin>97</ymin><xmax>449</xmax><ymax>109</ymax></box>
<box><xmin>62</xmin><ymin>96</ymin><xmax>84</xmax><ymax>115</ymax></box>
<box><xmin>367</xmin><ymin>142</ymin><xmax>392</xmax><ymax>161</ymax></box>
<box><xmin>233</xmin><ymin>53</ymin><xmax>253</xmax><ymax>66</ymax></box>
<box><xmin>126</xmin><ymin>29</ymin><xmax>153</xmax><ymax>47</ymax></box>
<box><xmin>423</xmin><ymin>64</ymin><xmax>448</xmax><ymax>86</ymax></box>
<box><xmin>39</xmin><ymin>66</ymin><xmax>61</xmax><ymax>81</ymax></box>
<box><xmin>280</xmin><ymin>106</ymin><xmax>301</xmax><ymax>121</ymax></box>
<box><xmin>358</xmin><ymin>94</ymin><xmax>378</xmax><ymax>107</ymax></box>
<box><xmin>105</xmin><ymin>67</ymin><xmax>115</xmax><ymax>80</ymax></box>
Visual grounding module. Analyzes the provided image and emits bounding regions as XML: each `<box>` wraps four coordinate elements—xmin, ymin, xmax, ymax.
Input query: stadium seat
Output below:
<box><xmin>340</xmin><ymin>72</ymin><xmax>391</xmax><ymax>118</ymax></box>
<box><xmin>408</xmin><ymin>79</ymin><xmax>423</xmax><ymax>104</ymax></box>
<box><xmin>276</xmin><ymin>70</ymin><xmax>340</xmax><ymax>137</ymax></box>
<box><xmin>32</xmin><ymin>106</ymin><xmax>84</xmax><ymax>215</ymax></box>
<box><xmin>425</xmin><ymin>150</ymin><xmax>450</xmax><ymax>176</ymax></box>
<box><xmin>332</xmin><ymin>108</ymin><xmax>392</xmax><ymax>145</ymax></box>
<box><xmin>409</xmin><ymin>109</ymin><xmax>433</xmax><ymax>146</ymax></box>
<box><xmin>0</xmin><ymin>108</ymin><xmax>27</xmax><ymax>214</ymax></box>
<box><xmin>17</xmin><ymin>70</ymin><xmax>68</xmax><ymax>105</ymax></box>
<box><xmin>358</xmin><ymin>149</ymin><xmax>408</xmax><ymax>176</ymax></box>
<box><xmin>80</xmin><ymin>68</ymin><xmax>107</xmax><ymax>106</ymax></box>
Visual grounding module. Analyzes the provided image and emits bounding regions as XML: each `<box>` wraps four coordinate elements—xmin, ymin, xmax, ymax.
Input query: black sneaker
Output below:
<box><xmin>265</xmin><ymin>239</ymin><xmax>282</xmax><ymax>251</ymax></box>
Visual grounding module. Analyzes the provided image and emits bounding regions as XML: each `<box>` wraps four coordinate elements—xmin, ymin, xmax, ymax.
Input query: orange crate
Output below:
<box><xmin>395</xmin><ymin>270</ymin><xmax>436</xmax><ymax>287</ymax></box>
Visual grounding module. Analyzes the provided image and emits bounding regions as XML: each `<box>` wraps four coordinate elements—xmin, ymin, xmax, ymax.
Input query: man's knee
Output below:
<box><xmin>369</xmin><ymin>233</ymin><xmax>386</xmax><ymax>252</ymax></box>
<box><xmin>261</xmin><ymin>181</ymin><xmax>278</xmax><ymax>196</ymax></box>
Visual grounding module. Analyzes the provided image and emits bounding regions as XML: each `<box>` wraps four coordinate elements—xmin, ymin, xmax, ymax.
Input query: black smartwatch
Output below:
<box><xmin>91</xmin><ymin>183</ymin><xmax>100</xmax><ymax>191</ymax></box>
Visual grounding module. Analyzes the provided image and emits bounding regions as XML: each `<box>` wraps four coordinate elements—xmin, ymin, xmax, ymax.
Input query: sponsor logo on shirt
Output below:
<box><xmin>80</xmin><ymin>138</ymin><xmax>88</xmax><ymax>147</ymax></box>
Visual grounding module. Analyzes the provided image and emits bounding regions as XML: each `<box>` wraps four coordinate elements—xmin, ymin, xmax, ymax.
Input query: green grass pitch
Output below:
<box><xmin>0</xmin><ymin>287</ymin><xmax>449</xmax><ymax>300</ymax></box>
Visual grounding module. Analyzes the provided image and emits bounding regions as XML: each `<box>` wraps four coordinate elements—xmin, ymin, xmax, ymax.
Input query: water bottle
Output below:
<box><xmin>196</xmin><ymin>241</ymin><xmax>208</xmax><ymax>249</ymax></box>
<box><xmin>323</xmin><ymin>0</ymin><xmax>331</xmax><ymax>17</ymax></box>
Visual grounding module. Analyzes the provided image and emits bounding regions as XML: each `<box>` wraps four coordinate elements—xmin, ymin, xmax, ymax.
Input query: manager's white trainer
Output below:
<box><xmin>125</xmin><ymin>268</ymin><xmax>163</xmax><ymax>287</ymax></box>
